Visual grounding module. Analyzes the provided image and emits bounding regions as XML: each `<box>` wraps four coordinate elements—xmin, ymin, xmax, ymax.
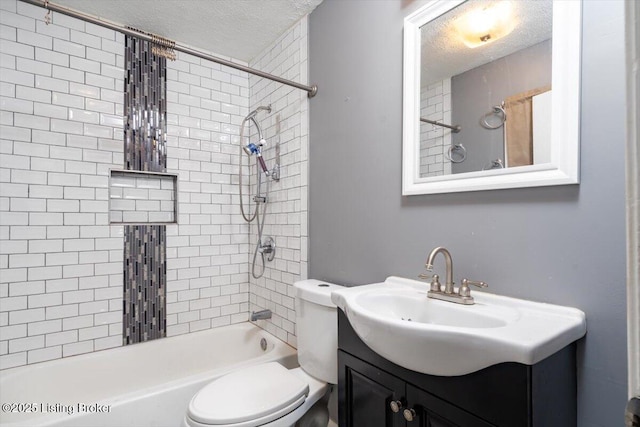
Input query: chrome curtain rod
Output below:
<box><xmin>420</xmin><ymin>117</ymin><xmax>461</xmax><ymax>133</ymax></box>
<box><xmin>20</xmin><ymin>0</ymin><xmax>318</xmax><ymax>98</ymax></box>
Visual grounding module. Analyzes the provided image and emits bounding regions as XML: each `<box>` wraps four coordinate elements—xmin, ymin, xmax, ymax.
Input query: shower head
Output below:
<box><xmin>243</xmin><ymin>143</ymin><xmax>259</xmax><ymax>156</ymax></box>
<box><xmin>242</xmin><ymin>142</ymin><xmax>270</xmax><ymax>175</ymax></box>
<box><xmin>243</xmin><ymin>139</ymin><xmax>268</xmax><ymax>157</ymax></box>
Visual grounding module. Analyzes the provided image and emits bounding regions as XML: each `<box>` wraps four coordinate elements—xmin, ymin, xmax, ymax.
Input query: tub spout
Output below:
<box><xmin>251</xmin><ymin>309</ymin><xmax>272</xmax><ymax>321</ymax></box>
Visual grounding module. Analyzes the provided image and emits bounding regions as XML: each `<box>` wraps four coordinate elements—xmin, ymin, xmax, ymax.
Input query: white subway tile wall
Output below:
<box><xmin>247</xmin><ymin>16</ymin><xmax>309</xmax><ymax>347</ymax></box>
<box><xmin>419</xmin><ymin>79</ymin><xmax>452</xmax><ymax>177</ymax></box>
<box><xmin>164</xmin><ymin>51</ymin><xmax>251</xmax><ymax>337</ymax></box>
<box><xmin>0</xmin><ymin>0</ymin><xmax>310</xmax><ymax>367</ymax></box>
<box><xmin>0</xmin><ymin>0</ymin><xmax>125</xmax><ymax>369</ymax></box>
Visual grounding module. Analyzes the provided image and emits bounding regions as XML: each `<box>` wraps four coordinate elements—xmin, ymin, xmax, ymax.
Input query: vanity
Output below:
<box><xmin>337</xmin><ymin>310</ymin><xmax>577</xmax><ymax>427</ymax></box>
<box><xmin>331</xmin><ymin>276</ymin><xmax>587</xmax><ymax>427</ymax></box>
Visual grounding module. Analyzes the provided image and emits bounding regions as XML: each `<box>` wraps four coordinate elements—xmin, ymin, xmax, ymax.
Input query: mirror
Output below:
<box><xmin>402</xmin><ymin>0</ymin><xmax>581</xmax><ymax>195</ymax></box>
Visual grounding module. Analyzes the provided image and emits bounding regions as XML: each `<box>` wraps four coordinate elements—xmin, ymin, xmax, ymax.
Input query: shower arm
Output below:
<box><xmin>20</xmin><ymin>0</ymin><xmax>319</xmax><ymax>98</ymax></box>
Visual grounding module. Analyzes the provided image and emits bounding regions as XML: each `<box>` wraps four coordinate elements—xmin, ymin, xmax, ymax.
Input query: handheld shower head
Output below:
<box><xmin>242</xmin><ymin>142</ymin><xmax>270</xmax><ymax>176</ymax></box>
<box><xmin>243</xmin><ymin>143</ymin><xmax>259</xmax><ymax>156</ymax></box>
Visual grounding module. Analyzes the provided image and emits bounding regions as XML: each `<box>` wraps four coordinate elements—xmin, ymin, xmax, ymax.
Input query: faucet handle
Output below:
<box><xmin>429</xmin><ymin>274</ymin><xmax>442</xmax><ymax>292</ymax></box>
<box><xmin>459</xmin><ymin>279</ymin><xmax>488</xmax><ymax>297</ymax></box>
<box><xmin>418</xmin><ymin>273</ymin><xmax>441</xmax><ymax>292</ymax></box>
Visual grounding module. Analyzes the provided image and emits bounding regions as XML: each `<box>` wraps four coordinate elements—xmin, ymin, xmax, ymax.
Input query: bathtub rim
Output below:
<box><xmin>0</xmin><ymin>322</ymin><xmax>297</xmax><ymax>427</ymax></box>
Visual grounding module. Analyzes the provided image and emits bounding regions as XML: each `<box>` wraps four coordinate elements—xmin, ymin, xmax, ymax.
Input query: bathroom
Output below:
<box><xmin>0</xmin><ymin>0</ymin><xmax>637</xmax><ymax>426</ymax></box>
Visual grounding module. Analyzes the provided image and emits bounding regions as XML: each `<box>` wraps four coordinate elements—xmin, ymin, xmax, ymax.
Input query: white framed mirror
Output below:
<box><xmin>402</xmin><ymin>0</ymin><xmax>581</xmax><ymax>195</ymax></box>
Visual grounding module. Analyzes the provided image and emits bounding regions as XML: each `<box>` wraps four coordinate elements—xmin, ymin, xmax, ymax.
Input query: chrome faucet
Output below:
<box><xmin>250</xmin><ymin>309</ymin><xmax>272</xmax><ymax>321</ymax></box>
<box><xmin>419</xmin><ymin>246</ymin><xmax>488</xmax><ymax>305</ymax></box>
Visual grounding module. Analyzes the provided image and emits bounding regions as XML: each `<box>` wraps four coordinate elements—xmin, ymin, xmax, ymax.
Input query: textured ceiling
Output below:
<box><xmin>52</xmin><ymin>0</ymin><xmax>323</xmax><ymax>62</ymax></box>
<box><xmin>420</xmin><ymin>0</ymin><xmax>552</xmax><ymax>87</ymax></box>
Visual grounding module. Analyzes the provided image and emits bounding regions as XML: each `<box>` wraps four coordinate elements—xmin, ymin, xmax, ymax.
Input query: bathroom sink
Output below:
<box><xmin>331</xmin><ymin>276</ymin><xmax>586</xmax><ymax>376</ymax></box>
<box><xmin>354</xmin><ymin>291</ymin><xmax>516</xmax><ymax>329</ymax></box>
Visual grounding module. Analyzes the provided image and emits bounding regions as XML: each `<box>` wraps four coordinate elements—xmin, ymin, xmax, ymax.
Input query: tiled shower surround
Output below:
<box><xmin>0</xmin><ymin>0</ymin><xmax>126</xmax><ymax>368</ymax></box>
<box><xmin>419</xmin><ymin>79</ymin><xmax>452</xmax><ymax>177</ymax></box>
<box><xmin>163</xmin><ymin>47</ymin><xmax>251</xmax><ymax>336</ymax></box>
<box><xmin>0</xmin><ymin>0</ymin><xmax>309</xmax><ymax>368</ymax></box>
<box><xmin>247</xmin><ymin>16</ymin><xmax>309</xmax><ymax>346</ymax></box>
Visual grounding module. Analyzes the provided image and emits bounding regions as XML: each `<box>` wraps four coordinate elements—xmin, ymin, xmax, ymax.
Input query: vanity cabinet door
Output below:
<box><xmin>339</xmin><ymin>351</ymin><xmax>406</xmax><ymax>427</ymax></box>
<box><xmin>405</xmin><ymin>384</ymin><xmax>496</xmax><ymax>427</ymax></box>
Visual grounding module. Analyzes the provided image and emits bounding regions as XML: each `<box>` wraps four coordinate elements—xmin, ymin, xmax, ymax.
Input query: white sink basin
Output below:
<box><xmin>331</xmin><ymin>276</ymin><xmax>586</xmax><ymax>376</ymax></box>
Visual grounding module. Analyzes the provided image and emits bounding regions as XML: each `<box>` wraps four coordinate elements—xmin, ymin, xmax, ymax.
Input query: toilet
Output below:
<box><xmin>183</xmin><ymin>279</ymin><xmax>343</xmax><ymax>427</ymax></box>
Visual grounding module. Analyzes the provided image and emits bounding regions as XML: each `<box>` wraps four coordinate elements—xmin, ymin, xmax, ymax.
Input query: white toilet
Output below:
<box><xmin>183</xmin><ymin>279</ymin><xmax>343</xmax><ymax>427</ymax></box>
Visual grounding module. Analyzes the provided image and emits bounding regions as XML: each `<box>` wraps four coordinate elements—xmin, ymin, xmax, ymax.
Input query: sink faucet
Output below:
<box><xmin>424</xmin><ymin>246</ymin><xmax>455</xmax><ymax>294</ymax></box>
<box><xmin>419</xmin><ymin>246</ymin><xmax>488</xmax><ymax>305</ymax></box>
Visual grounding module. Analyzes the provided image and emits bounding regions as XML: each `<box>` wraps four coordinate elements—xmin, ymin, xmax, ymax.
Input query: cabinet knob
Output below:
<box><xmin>389</xmin><ymin>400</ymin><xmax>403</xmax><ymax>413</ymax></box>
<box><xmin>403</xmin><ymin>408</ymin><xmax>417</xmax><ymax>422</ymax></box>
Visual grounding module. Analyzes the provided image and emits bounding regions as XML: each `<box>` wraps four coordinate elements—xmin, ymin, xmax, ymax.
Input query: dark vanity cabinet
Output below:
<box><xmin>337</xmin><ymin>310</ymin><xmax>578</xmax><ymax>427</ymax></box>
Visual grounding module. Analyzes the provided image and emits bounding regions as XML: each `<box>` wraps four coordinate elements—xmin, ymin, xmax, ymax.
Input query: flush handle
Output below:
<box><xmin>403</xmin><ymin>408</ymin><xmax>417</xmax><ymax>422</ymax></box>
<box><xmin>389</xmin><ymin>400</ymin><xmax>403</xmax><ymax>413</ymax></box>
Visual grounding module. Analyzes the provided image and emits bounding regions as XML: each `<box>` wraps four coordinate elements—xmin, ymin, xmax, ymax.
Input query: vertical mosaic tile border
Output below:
<box><xmin>123</xmin><ymin>35</ymin><xmax>168</xmax><ymax>344</ymax></box>
<box><xmin>123</xmin><ymin>225</ymin><xmax>167</xmax><ymax>343</ymax></box>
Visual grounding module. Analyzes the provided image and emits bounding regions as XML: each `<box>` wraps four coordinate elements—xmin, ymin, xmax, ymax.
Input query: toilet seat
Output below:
<box><xmin>186</xmin><ymin>362</ymin><xmax>310</xmax><ymax>427</ymax></box>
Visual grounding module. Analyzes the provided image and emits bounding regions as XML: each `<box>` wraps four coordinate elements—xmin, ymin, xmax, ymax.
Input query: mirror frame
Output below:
<box><xmin>402</xmin><ymin>0</ymin><xmax>582</xmax><ymax>195</ymax></box>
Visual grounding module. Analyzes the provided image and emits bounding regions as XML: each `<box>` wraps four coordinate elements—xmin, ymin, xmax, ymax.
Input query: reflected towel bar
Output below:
<box><xmin>480</xmin><ymin>103</ymin><xmax>507</xmax><ymax>129</ymax></box>
<box><xmin>420</xmin><ymin>118</ymin><xmax>461</xmax><ymax>133</ymax></box>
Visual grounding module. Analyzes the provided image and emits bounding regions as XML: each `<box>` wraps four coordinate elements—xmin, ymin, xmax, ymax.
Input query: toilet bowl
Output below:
<box><xmin>183</xmin><ymin>280</ymin><xmax>343</xmax><ymax>427</ymax></box>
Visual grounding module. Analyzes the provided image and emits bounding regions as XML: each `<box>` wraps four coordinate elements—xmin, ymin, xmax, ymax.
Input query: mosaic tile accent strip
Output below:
<box><xmin>123</xmin><ymin>35</ymin><xmax>168</xmax><ymax>344</ymax></box>
<box><xmin>124</xmin><ymin>36</ymin><xmax>167</xmax><ymax>172</ymax></box>
<box><xmin>123</xmin><ymin>225</ymin><xmax>167</xmax><ymax>343</ymax></box>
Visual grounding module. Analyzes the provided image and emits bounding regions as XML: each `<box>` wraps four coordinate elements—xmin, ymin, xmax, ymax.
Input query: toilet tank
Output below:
<box><xmin>294</xmin><ymin>279</ymin><xmax>343</xmax><ymax>384</ymax></box>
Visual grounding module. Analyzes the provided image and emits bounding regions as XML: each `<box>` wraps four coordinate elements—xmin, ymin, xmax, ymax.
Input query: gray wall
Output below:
<box><xmin>308</xmin><ymin>1</ymin><xmax>627</xmax><ymax>426</ymax></box>
<box><xmin>451</xmin><ymin>40</ymin><xmax>552</xmax><ymax>173</ymax></box>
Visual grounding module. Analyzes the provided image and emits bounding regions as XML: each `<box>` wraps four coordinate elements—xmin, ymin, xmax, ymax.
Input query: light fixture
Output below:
<box><xmin>454</xmin><ymin>1</ymin><xmax>516</xmax><ymax>48</ymax></box>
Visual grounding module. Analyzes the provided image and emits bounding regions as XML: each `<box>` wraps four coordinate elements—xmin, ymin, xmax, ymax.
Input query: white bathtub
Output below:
<box><xmin>0</xmin><ymin>323</ymin><xmax>297</xmax><ymax>427</ymax></box>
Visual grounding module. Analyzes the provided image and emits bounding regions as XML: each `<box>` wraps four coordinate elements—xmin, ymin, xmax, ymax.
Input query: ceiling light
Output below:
<box><xmin>454</xmin><ymin>1</ymin><xmax>516</xmax><ymax>48</ymax></box>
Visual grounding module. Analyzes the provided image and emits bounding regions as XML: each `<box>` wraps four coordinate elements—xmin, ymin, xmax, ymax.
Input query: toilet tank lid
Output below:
<box><xmin>294</xmin><ymin>279</ymin><xmax>343</xmax><ymax>308</ymax></box>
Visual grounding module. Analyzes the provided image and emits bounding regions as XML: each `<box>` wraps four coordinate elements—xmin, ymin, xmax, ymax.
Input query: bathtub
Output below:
<box><xmin>0</xmin><ymin>323</ymin><xmax>297</xmax><ymax>427</ymax></box>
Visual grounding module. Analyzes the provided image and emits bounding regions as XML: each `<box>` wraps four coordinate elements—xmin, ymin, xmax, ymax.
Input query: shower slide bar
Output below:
<box><xmin>20</xmin><ymin>0</ymin><xmax>319</xmax><ymax>98</ymax></box>
<box><xmin>420</xmin><ymin>117</ymin><xmax>461</xmax><ymax>133</ymax></box>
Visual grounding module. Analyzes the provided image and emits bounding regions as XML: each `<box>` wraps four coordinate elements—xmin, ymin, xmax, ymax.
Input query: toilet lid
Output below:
<box><xmin>188</xmin><ymin>362</ymin><xmax>309</xmax><ymax>426</ymax></box>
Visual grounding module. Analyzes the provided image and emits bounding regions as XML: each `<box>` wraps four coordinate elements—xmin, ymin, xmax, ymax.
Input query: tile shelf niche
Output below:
<box><xmin>108</xmin><ymin>169</ymin><xmax>178</xmax><ymax>225</ymax></box>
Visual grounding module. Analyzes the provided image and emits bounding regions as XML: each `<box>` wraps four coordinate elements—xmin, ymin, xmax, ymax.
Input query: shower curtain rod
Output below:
<box><xmin>420</xmin><ymin>117</ymin><xmax>461</xmax><ymax>133</ymax></box>
<box><xmin>19</xmin><ymin>0</ymin><xmax>318</xmax><ymax>98</ymax></box>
